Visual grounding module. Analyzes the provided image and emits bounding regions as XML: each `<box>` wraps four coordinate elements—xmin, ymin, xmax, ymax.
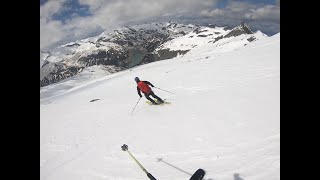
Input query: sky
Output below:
<box><xmin>40</xmin><ymin>0</ymin><xmax>280</xmax><ymax>51</ymax></box>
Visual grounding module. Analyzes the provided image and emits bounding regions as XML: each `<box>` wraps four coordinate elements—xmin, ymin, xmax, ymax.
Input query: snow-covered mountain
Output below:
<box><xmin>40</xmin><ymin>22</ymin><xmax>267</xmax><ymax>87</ymax></box>
<box><xmin>40</xmin><ymin>24</ymin><xmax>279</xmax><ymax>180</ymax></box>
<box><xmin>40</xmin><ymin>51</ymin><xmax>51</xmax><ymax>68</ymax></box>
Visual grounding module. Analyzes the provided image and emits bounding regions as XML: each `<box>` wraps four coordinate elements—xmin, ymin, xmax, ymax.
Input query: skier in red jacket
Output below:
<box><xmin>135</xmin><ymin>77</ymin><xmax>164</xmax><ymax>105</ymax></box>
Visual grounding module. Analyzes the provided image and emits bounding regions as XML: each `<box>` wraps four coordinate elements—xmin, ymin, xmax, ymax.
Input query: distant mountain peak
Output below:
<box><xmin>225</xmin><ymin>22</ymin><xmax>253</xmax><ymax>38</ymax></box>
<box><xmin>238</xmin><ymin>22</ymin><xmax>253</xmax><ymax>33</ymax></box>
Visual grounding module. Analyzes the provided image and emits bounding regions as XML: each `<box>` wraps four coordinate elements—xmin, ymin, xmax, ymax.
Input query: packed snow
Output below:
<box><xmin>40</xmin><ymin>33</ymin><xmax>280</xmax><ymax>180</ymax></box>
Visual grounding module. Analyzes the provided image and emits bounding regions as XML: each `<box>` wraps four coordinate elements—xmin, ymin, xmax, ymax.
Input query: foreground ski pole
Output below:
<box><xmin>154</xmin><ymin>87</ymin><xmax>175</xmax><ymax>94</ymax></box>
<box><xmin>131</xmin><ymin>97</ymin><xmax>141</xmax><ymax>115</ymax></box>
<box><xmin>157</xmin><ymin>158</ymin><xmax>206</xmax><ymax>180</ymax></box>
<box><xmin>121</xmin><ymin>144</ymin><xmax>157</xmax><ymax>180</ymax></box>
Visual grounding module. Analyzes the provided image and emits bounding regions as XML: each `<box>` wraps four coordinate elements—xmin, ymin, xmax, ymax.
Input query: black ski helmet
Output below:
<box><xmin>134</xmin><ymin>77</ymin><xmax>140</xmax><ymax>82</ymax></box>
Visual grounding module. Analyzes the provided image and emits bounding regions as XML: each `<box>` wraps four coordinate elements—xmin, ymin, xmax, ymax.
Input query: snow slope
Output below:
<box><xmin>40</xmin><ymin>33</ymin><xmax>280</xmax><ymax>180</ymax></box>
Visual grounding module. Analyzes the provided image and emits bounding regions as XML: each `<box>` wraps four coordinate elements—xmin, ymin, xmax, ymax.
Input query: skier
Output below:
<box><xmin>135</xmin><ymin>77</ymin><xmax>164</xmax><ymax>105</ymax></box>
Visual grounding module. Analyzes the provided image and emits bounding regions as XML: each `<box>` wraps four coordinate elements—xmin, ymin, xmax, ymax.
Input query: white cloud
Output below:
<box><xmin>199</xmin><ymin>1</ymin><xmax>279</xmax><ymax>22</ymax></box>
<box><xmin>78</xmin><ymin>0</ymin><xmax>106</xmax><ymax>12</ymax></box>
<box><xmin>78</xmin><ymin>0</ymin><xmax>219</xmax><ymax>24</ymax></box>
<box><xmin>40</xmin><ymin>1</ymin><xmax>68</xmax><ymax>49</ymax></box>
<box><xmin>200</xmin><ymin>9</ymin><xmax>225</xmax><ymax>17</ymax></box>
<box><xmin>40</xmin><ymin>19</ymin><xmax>67</xmax><ymax>49</ymax></box>
<box><xmin>200</xmin><ymin>1</ymin><xmax>258</xmax><ymax>19</ymax></box>
<box><xmin>40</xmin><ymin>0</ymin><xmax>279</xmax><ymax>50</ymax></box>
<box><xmin>226</xmin><ymin>1</ymin><xmax>257</xmax><ymax>13</ymax></box>
<box><xmin>246</xmin><ymin>5</ymin><xmax>280</xmax><ymax>21</ymax></box>
<box><xmin>40</xmin><ymin>0</ymin><xmax>220</xmax><ymax>50</ymax></box>
<box><xmin>40</xmin><ymin>0</ymin><xmax>66</xmax><ymax>19</ymax></box>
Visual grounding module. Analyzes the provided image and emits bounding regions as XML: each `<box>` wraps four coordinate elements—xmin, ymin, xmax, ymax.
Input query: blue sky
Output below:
<box><xmin>40</xmin><ymin>0</ymin><xmax>280</xmax><ymax>50</ymax></box>
<box><xmin>41</xmin><ymin>0</ymin><xmax>91</xmax><ymax>23</ymax></box>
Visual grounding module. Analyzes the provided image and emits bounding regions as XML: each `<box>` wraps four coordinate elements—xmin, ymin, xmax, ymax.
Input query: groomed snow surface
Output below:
<box><xmin>40</xmin><ymin>33</ymin><xmax>280</xmax><ymax>180</ymax></box>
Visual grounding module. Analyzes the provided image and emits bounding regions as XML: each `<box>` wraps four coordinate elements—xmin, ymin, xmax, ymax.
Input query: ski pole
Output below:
<box><xmin>131</xmin><ymin>97</ymin><xmax>141</xmax><ymax>115</ymax></box>
<box><xmin>154</xmin><ymin>87</ymin><xmax>175</xmax><ymax>94</ymax></box>
<box><xmin>121</xmin><ymin>144</ymin><xmax>157</xmax><ymax>180</ymax></box>
<box><xmin>157</xmin><ymin>158</ymin><xmax>192</xmax><ymax>176</ymax></box>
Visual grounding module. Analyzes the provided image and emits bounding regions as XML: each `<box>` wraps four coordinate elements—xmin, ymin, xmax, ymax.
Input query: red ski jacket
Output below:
<box><xmin>137</xmin><ymin>81</ymin><xmax>154</xmax><ymax>95</ymax></box>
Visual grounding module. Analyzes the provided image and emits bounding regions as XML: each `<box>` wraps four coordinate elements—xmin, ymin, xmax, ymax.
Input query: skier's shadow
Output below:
<box><xmin>233</xmin><ymin>173</ymin><xmax>244</xmax><ymax>180</ymax></box>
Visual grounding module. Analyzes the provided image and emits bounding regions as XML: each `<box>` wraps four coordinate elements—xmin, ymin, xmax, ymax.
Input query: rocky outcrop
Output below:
<box><xmin>213</xmin><ymin>22</ymin><xmax>254</xmax><ymax>43</ymax></box>
<box><xmin>157</xmin><ymin>49</ymin><xmax>190</xmax><ymax>60</ymax></box>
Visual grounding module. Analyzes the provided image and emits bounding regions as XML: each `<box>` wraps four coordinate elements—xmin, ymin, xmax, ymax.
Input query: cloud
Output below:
<box><xmin>195</xmin><ymin>1</ymin><xmax>280</xmax><ymax>35</ymax></box>
<box><xmin>40</xmin><ymin>0</ymin><xmax>220</xmax><ymax>50</ymax></box>
<box><xmin>226</xmin><ymin>1</ymin><xmax>257</xmax><ymax>13</ymax></box>
<box><xmin>40</xmin><ymin>0</ymin><xmax>68</xmax><ymax>49</ymax></box>
<box><xmin>200</xmin><ymin>1</ymin><xmax>279</xmax><ymax>22</ymax></box>
<box><xmin>200</xmin><ymin>9</ymin><xmax>225</xmax><ymax>17</ymax></box>
<box><xmin>78</xmin><ymin>0</ymin><xmax>219</xmax><ymax>24</ymax></box>
<box><xmin>40</xmin><ymin>0</ymin><xmax>66</xmax><ymax>19</ymax></box>
<box><xmin>40</xmin><ymin>0</ymin><xmax>279</xmax><ymax>50</ymax></box>
<box><xmin>78</xmin><ymin>0</ymin><xmax>106</xmax><ymax>12</ymax></box>
<box><xmin>245</xmin><ymin>5</ymin><xmax>280</xmax><ymax>21</ymax></box>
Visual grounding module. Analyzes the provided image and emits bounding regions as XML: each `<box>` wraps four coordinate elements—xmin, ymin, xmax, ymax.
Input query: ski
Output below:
<box><xmin>146</xmin><ymin>99</ymin><xmax>171</xmax><ymax>105</ymax></box>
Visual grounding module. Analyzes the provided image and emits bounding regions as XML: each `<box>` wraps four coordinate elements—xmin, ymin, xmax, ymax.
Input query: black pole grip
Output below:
<box><xmin>147</xmin><ymin>173</ymin><xmax>157</xmax><ymax>180</ymax></box>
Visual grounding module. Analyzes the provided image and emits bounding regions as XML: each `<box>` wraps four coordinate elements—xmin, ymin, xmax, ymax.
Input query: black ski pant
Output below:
<box><xmin>144</xmin><ymin>91</ymin><xmax>163</xmax><ymax>104</ymax></box>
